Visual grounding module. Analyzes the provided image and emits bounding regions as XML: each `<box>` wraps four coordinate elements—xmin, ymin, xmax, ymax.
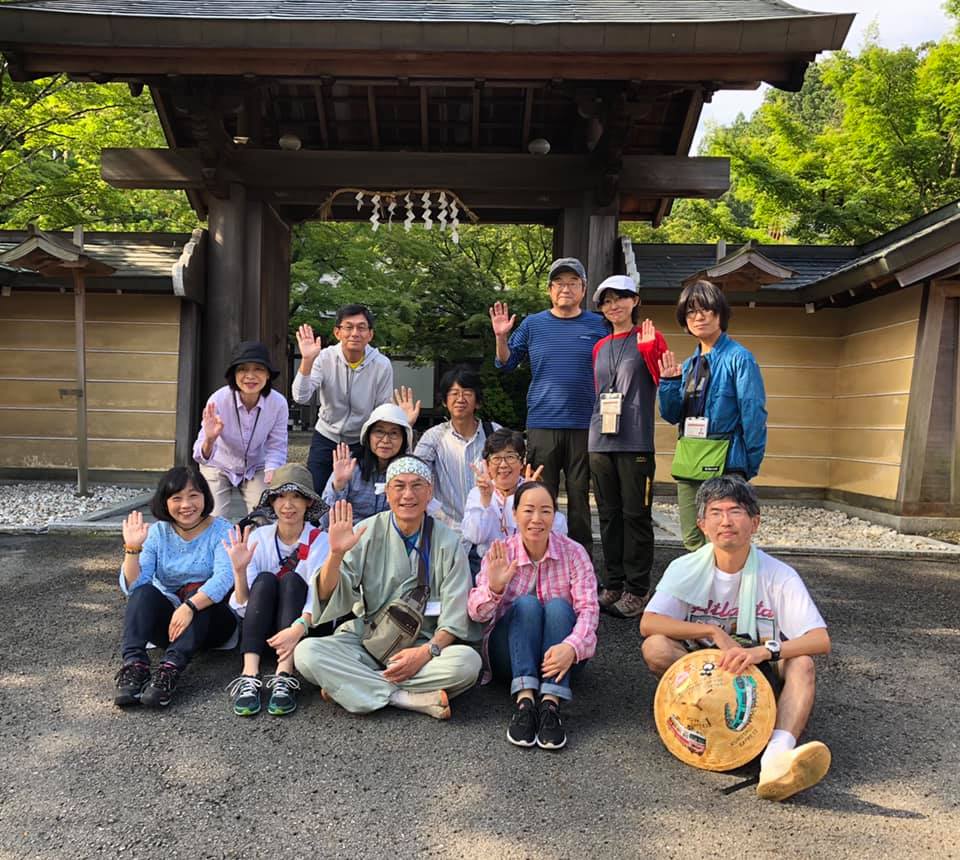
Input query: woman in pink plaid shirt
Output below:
<box><xmin>468</xmin><ymin>482</ymin><xmax>599</xmax><ymax>750</ymax></box>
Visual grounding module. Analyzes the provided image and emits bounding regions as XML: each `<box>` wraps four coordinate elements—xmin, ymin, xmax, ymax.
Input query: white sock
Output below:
<box><xmin>761</xmin><ymin>730</ymin><xmax>797</xmax><ymax>770</ymax></box>
<box><xmin>388</xmin><ymin>689</ymin><xmax>448</xmax><ymax>718</ymax></box>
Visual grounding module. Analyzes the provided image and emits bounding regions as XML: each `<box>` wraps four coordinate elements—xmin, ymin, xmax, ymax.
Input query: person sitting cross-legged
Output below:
<box><xmin>639</xmin><ymin>476</ymin><xmax>832</xmax><ymax>801</ymax></box>
<box><xmin>294</xmin><ymin>456</ymin><xmax>482</xmax><ymax>719</ymax></box>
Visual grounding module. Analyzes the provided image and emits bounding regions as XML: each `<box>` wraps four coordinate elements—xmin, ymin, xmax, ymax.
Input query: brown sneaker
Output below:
<box><xmin>609</xmin><ymin>591</ymin><xmax>649</xmax><ymax>619</ymax></box>
<box><xmin>598</xmin><ymin>588</ymin><xmax>623</xmax><ymax>613</ymax></box>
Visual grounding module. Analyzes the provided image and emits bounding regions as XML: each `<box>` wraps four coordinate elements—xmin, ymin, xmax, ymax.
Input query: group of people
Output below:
<box><xmin>112</xmin><ymin>257</ymin><xmax>832</xmax><ymax>801</ymax></box>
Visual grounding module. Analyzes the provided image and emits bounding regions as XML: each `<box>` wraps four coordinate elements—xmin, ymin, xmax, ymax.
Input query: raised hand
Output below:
<box><xmin>222</xmin><ymin>524</ymin><xmax>258</xmax><ymax>571</ymax></box>
<box><xmin>471</xmin><ymin>461</ymin><xmax>493</xmax><ymax>507</ymax></box>
<box><xmin>393</xmin><ymin>386</ymin><xmax>421</xmax><ymax>426</ymax></box>
<box><xmin>122</xmin><ymin>510</ymin><xmax>150</xmax><ymax>549</ymax></box>
<box><xmin>331</xmin><ymin>442</ymin><xmax>357</xmax><ymax>490</ymax></box>
<box><xmin>296</xmin><ymin>323</ymin><xmax>324</xmax><ymax>362</ymax></box>
<box><xmin>658</xmin><ymin>350</ymin><xmax>682</xmax><ymax>379</ymax></box>
<box><xmin>489</xmin><ymin>301</ymin><xmax>516</xmax><ymax>338</ymax></box>
<box><xmin>485</xmin><ymin>539</ymin><xmax>518</xmax><ymax>595</ymax></box>
<box><xmin>638</xmin><ymin>318</ymin><xmax>656</xmax><ymax>344</ymax></box>
<box><xmin>327</xmin><ymin>500</ymin><xmax>366</xmax><ymax>556</ymax></box>
<box><xmin>523</xmin><ymin>463</ymin><xmax>544</xmax><ymax>482</ymax></box>
<box><xmin>201</xmin><ymin>402</ymin><xmax>224</xmax><ymax>444</ymax></box>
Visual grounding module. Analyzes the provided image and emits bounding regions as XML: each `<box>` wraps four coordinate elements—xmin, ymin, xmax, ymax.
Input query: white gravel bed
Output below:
<box><xmin>0</xmin><ymin>482</ymin><xmax>145</xmax><ymax>528</ymax></box>
<box><xmin>654</xmin><ymin>502</ymin><xmax>957</xmax><ymax>551</ymax></box>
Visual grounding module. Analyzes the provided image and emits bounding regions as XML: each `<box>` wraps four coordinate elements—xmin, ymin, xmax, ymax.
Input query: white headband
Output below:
<box><xmin>386</xmin><ymin>456</ymin><xmax>433</xmax><ymax>485</ymax></box>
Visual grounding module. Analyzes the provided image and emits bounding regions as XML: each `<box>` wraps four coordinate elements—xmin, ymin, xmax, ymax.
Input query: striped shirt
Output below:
<box><xmin>496</xmin><ymin>309</ymin><xmax>607</xmax><ymax>429</ymax></box>
<box><xmin>414</xmin><ymin>419</ymin><xmax>499</xmax><ymax>529</ymax></box>
<box><xmin>468</xmin><ymin>531</ymin><xmax>600</xmax><ymax>683</ymax></box>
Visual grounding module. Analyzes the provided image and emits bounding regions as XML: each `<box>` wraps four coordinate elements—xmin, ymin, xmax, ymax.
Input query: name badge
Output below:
<box><xmin>374</xmin><ymin>482</ymin><xmax>386</xmax><ymax>495</ymax></box>
<box><xmin>600</xmin><ymin>391</ymin><xmax>623</xmax><ymax>434</ymax></box>
<box><xmin>425</xmin><ymin>600</ymin><xmax>442</xmax><ymax>617</ymax></box>
<box><xmin>684</xmin><ymin>417</ymin><xmax>709</xmax><ymax>438</ymax></box>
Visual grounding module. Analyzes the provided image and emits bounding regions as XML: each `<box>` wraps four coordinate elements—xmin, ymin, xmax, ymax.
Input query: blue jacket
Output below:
<box><xmin>658</xmin><ymin>332</ymin><xmax>767</xmax><ymax>480</ymax></box>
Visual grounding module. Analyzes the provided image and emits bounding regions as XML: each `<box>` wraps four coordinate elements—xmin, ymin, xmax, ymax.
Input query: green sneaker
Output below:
<box><xmin>226</xmin><ymin>674</ymin><xmax>262</xmax><ymax>716</ymax></box>
<box><xmin>265</xmin><ymin>672</ymin><xmax>300</xmax><ymax>716</ymax></box>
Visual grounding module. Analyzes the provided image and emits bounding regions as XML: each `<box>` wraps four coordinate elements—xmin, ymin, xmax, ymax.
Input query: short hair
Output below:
<box><xmin>226</xmin><ymin>365</ymin><xmax>273</xmax><ymax>397</ymax></box>
<box><xmin>675</xmin><ymin>279</ymin><xmax>731</xmax><ymax>333</ymax></box>
<box><xmin>695</xmin><ymin>476</ymin><xmax>760</xmax><ymax>520</ymax></box>
<box><xmin>513</xmin><ymin>480</ymin><xmax>557</xmax><ymax>512</ymax></box>
<box><xmin>335</xmin><ymin>304</ymin><xmax>375</xmax><ymax>328</ymax></box>
<box><xmin>483</xmin><ymin>428</ymin><xmax>525</xmax><ymax>460</ymax></box>
<box><xmin>150</xmin><ymin>465</ymin><xmax>215</xmax><ymax>522</ymax></box>
<box><xmin>438</xmin><ymin>366</ymin><xmax>484</xmax><ymax>405</ymax></box>
<box><xmin>598</xmin><ymin>288</ymin><xmax>641</xmax><ymax>326</ymax></box>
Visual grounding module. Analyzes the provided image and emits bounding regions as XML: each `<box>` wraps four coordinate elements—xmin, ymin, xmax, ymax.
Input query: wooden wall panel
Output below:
<box><xmin>831</xmin><ymin>428</ymin><xmax>905</xmax><ymax>463</ymax></box>
<box><xmin>842</xmin><ymin>286</ymin><xmax>922</xmax><ymax>334</ymax></box>
<box><xmin>2</xmin><ymin>410</ymin><xmax>176</xmax><ymax>440</ymax></box>
<box><xmin>833</xmin><ymin>358</ymin><xmax>913</xmax><ymax>397</ymax></box>
<box><xmin>766</xmin><ymin>427</ymin><xmax>834</xmax><ymax>458</ymax></box>
<box><xmin>761</xmin><ymin>366</ymin><xmax>834</xmax><ymax>397</ymax></box>
<box><xmin>766</xmin><ymin>396</ymin><xmax>836</xmax><ymax>425</ymax></box>
<box><xmin>753</xmin><ymin>456</ymin><xmax>832</xmax><ymax>488</ymax></box>
<box><xmin>833</xmin><ymin>394</ymin><xmax>910</xmax><ymax>427</ymax></box>
<box><xmin>734</xmin><ymin>336</ymin><xmax>841</xmax><ymax>367</ymax></box>
<box><xmin>837</xmin><ymin>321</ymin><xmax>918</xmax><ymax>366</ymax></box>
<box><xmin>86</xmin><ymin>382</ymin><xmax>178</xmax><ymax>411</ymax></box>
<box><xmin>830</xmin><ymin>460</ymin><xmax>902</xmax><ymax>499</ymax></box>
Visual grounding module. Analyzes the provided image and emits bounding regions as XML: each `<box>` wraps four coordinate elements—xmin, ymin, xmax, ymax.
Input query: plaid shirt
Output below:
<box><xmin>468</xmin><ymin>531</ymin><xmax>599</xmax><ymax>683</ymax></box>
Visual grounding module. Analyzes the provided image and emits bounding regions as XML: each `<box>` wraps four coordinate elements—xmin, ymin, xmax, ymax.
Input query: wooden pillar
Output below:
<box><xmin>554</xmin><ymin>198</ymin><xmax>619</xmax><ymax>301</ymax></box>
<box><xmin>174</xmin><ymin>300</ymin><xmax>201</xmax><ymax>465</ymax></box>
<box><xmin>71</xmin><ymin>269</ymin><xmax>88</xmax><ymax>495</ymax></box>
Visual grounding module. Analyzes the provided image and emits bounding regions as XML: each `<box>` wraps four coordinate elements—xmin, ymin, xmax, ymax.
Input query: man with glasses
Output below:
<box><xmin>294</xmin><ymin>456</ymin><xmax>481</xmax><ymax>719</ymax></box>
<box><xmin>640</xmin><ymin>477</ymin><xmax>832</xmax><ymax>802</ymax></box>
<box><xmin>293</xmin><ymin>304</ymin><xmax>394</xmax><ymax>495</ymax></box>
<box><xmin>490</xmin><ymin>258</ymin><xmax>607</xmax><ymax>552</ymax></box>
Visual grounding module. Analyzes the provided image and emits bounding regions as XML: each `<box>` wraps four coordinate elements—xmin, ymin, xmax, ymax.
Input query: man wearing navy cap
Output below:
<box><xmin>489</xmin><ymin>258</ymin><xmax>607</xmax><ymax>552</ymax></box>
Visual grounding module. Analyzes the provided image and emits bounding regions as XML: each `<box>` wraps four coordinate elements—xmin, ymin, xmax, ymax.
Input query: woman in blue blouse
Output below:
<box><xmin>113</xmin><ymin>465</ymin><xmax>236</xmax><ymax>709</ymax></box>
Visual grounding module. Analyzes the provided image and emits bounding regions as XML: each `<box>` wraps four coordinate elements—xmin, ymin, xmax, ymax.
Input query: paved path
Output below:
<box><xmin>1</xmin><ymin>534</ymin><xmax>958</xmax><ymax>859</ymax></box>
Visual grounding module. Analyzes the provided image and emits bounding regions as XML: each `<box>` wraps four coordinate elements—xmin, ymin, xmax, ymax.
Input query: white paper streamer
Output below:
<box><xmin>387</xmin><ymin>196</ymin><xmax>396</xmax><ymax>229</ymax></box>
<box><xmin>369</xmin><ymin>193</ymin><xmax>381</xmax><ymax>231</ymax></box>
<box><xmin>421</xmin><ymin>191</ymin><xmax>433</xmax><ymax>230</ymax></box>
<box><xmin>438</xmin><ymin>191</ymin><xmax>448</xmax><ymax>231</ymax></box>
<box><xmin>450</xmin><ymin>199</ymin><xmax>460</xmax><ymax>244</ymax></box>
<box><xmin>355</xmin><ymin>191</ymin><xmax>365</xmax><ymax>211</ymax></box>
<box><xmin>404</xmin><ymin>193</ymin><xmax>415</xmax><ymax>231</ymax></box>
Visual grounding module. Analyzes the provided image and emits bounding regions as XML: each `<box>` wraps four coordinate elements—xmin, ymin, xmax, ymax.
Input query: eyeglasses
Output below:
<box><xmin>370</xmin><ymin>428</ymin><xmax>404</xmax><ymax>441</ymax></box>
<box><xmin>388</xmin><ymin>480</ymin><xmax>430</xmax><ymax>494</ymax></box>
<box><xmin>488</xmin><ymin>454</ymin><xmax>521</xmax><ymax>466</ymax></box>
<box><xmin>337</xmin><ymin>323</ymin><xmax>370</xmax><ymax>333</ymax></box>
<box><xmin>685</xmin><ymin>307</ymin><xmax>715</xmax><ymax>319</ymax></box>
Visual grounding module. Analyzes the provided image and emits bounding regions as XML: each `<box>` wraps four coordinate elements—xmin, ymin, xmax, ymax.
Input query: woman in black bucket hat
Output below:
<box><xmin>192</xmin><ymin>341</ymin><xmax>289</xmax><ymax>518</ymax></box>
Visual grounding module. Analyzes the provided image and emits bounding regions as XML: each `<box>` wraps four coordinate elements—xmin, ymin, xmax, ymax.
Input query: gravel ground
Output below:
<box><xmin>0</xmin><ymin>534</ymin><xmax>958</xmax><ymax>859</ymax></box>
<box><xmin>0</xmin><ymin>482</ymin><xmax>145</xmax><ymax>528</ymax></box>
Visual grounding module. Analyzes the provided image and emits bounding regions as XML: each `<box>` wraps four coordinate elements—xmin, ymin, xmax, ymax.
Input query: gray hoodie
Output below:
<box><xmin>291</xmin><ymin>344</ymin><xmax>394</xmax><ymax>443</ymax></box>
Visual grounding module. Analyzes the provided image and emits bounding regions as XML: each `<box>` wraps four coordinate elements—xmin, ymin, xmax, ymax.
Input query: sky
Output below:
<box><xmin>692</xmin><ymin>0</ymin><xmax>955</xmax><ymax>149</ymax></box>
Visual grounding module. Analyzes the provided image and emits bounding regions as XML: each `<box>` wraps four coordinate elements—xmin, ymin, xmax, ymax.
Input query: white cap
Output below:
<box><xmin>360</xmin><ymin>403</ymin><xmax>414</xmax><ymax>451</ymax></box>
<box><xmin>592</xmin><ymin>274</ymin><xmax>639</xmax><ymax>305</ymax></box>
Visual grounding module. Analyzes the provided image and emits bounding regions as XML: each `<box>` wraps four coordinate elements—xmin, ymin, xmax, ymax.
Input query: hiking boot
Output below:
<box><xmin>609</xmin><ymin>591</ymin><xmax>650</xmax><ymax>619</ymax></box>
<box><xmin>265</xmin><ymin>672</ymin><xmax>300</xmax><ymax>716</ymax></box>
<box><xmin>506</xmin><ymin>697</ymin><xmax>538</xmax><ymax>747</ymax></box>
<box><xmin>536</xmin><ymin>699</ymin><xmax>567</xmax><ymax>750</ymax></box>
<box><xmin>598</xmin><ymin>588</ymin><xmax>623</xmax><ymax>614</ymax></box>
<box><xmin>140</xmin><ymin>662</ymin><xmax>181</xmax><ymax>708</ymax></box>
<box><xmin>226</xmin><ymin>674</ymin><xmax>263</xmax><ymax>717</ymax></box>
<box><xmin>113</xmin><ymin>660</ymin><xmax>150</xmax><ymax>707</ymax></box>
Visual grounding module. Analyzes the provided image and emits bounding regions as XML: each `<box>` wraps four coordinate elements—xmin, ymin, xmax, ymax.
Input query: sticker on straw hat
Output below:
<box><xmin>654</xmin><ymin>648</ymin><xmax>776</xmax><ymax>772</ymax></box>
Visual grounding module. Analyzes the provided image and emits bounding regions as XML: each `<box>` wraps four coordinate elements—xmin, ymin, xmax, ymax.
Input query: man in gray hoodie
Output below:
<box><xmin>292</xmin><ymin>304</ymin><xmax>394</xmax><ymax>494</ymax></box>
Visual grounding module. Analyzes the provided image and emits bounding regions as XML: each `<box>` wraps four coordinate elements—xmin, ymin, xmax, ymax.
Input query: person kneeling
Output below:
<box><xmin>639</xmin><ymin>476</ymin><xmax>831</xmax><ymax>801</ymax></box>
<box><xmin>223</xmin><ymin>463</ymin><xmax>331</xmax><ymax>717</ymax></box>
<box><xmin>467</xmin><ymin>482</ymin><xmax>599</xmax><ymax>750</ymax></box>
<box><xmin>294</xmin><ymin>456</ymin><xmax>481</xmax><ymax>719</ymax></box>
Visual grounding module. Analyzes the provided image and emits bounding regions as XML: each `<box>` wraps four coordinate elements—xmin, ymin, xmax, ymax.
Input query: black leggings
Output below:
<box><xmin>121</xmin><ymin>583</ymin><xmax>236</xmax><ymax>670</ymax></box>
<box><xmin>240</xmin><ymin>571</ymin><xmax>333</xmax><ymax>656</ymax></box>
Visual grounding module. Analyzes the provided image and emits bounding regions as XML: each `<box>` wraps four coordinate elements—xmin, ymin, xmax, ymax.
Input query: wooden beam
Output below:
<box><xmin>521</xmin><ymin>87</ymin><xmax>534</xmax><ymax>151</ymax></box>
<box><xmin>420</xmin><ymin>86</ymin><xmax>429</xmax><ymax>150</ymax></box>
<box><xmin>101</xmin><ymin>148</ymin><xmax>730</xmax><ymax>199</ymax></box>
<box><xmin>312</xmin><ymin>85</ymin><xmax>329</xmax><ymax>148</ymax></box>
<box><xmin>367</xmin><ymin>86</ymin><xmax>379</xmax><ymax>148</ymax></box>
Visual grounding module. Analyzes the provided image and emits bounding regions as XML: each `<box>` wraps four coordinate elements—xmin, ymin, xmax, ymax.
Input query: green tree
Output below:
<box><xmin>0</xmin><ymin>60</ymin><xmax>195</xmax><ymax>230</ymax></box>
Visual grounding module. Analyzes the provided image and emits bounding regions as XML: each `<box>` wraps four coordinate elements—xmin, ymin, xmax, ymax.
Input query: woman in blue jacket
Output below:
<box><xmin>658</xmin><ymin>280</ymin><xmax>767</xmax><ymax>550</ymax></box>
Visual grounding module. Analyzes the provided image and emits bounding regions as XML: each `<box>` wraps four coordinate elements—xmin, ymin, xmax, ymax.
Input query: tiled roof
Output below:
<box><xmin>0</xmin><ymin>1</ymin><xmax>845</xmax><ymax>23</ymax></box>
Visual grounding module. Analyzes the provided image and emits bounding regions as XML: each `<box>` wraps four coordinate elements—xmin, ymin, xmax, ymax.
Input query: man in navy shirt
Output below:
<box><xmin>489</xmin><ymin>258</ymin><xmax>607</xmax><ymax>551</ymax></box>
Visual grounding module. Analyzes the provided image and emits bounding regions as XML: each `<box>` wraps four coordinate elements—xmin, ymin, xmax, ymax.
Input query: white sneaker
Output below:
<box><xmin>757</xmin><ymin>741</ymin><xmax>831</xmax><ymax>801</ymax></box>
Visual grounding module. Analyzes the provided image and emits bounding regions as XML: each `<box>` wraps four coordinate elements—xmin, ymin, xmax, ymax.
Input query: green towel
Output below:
<box><xmin>655</xmin><ymin>543</ymin><xmax>759</xmax><ymax>642</ymax></box>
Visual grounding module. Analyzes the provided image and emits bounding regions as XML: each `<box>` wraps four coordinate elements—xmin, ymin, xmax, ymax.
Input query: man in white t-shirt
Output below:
<box><xmin>640</xmin><ymin>477</ymin><xmax>831</xmax><ymax>802</ymax></box>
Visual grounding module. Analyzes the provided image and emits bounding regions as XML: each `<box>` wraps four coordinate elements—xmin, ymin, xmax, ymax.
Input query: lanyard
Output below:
<box><xmin>233</xmin><ymin>395</ymin><xmax>262</xmax><ymax>472</ymax></box>
<box><xmin>275</xmin><ymin>531</ymin><xmax>295</xmax><ymax>568</ymax></box>
<box><xmin>690</xmin><ymin>354</ymin><xmax>709</xmax><ymax>417</ymax></box>
<box><xmin>606</xmin><ymin>327</ymin><xmax>636</xmax><ymax>392</ymax></box>
<box><xmin>390</xmin><ymin>514</ymin><xmax>431</xmax><ymax>586</ymax></box>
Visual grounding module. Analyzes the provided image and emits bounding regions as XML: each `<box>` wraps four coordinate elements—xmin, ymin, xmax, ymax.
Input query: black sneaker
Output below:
<box><xmin>226</xmin><ymin>674</ymin><xmax>262</xmax><ymax>717</ymax></box>
<box><xmin>506</xmin><ymin>697</ymin><xmax>538</xmax><ymax>747</ymax></box>
<box><xmin>113</xmin><ymin>660</ymin><xmax>150</xmax><ymax>707</ymax></box>
<box><xmin>266</xmin><ymin>672</ymin><xmax>300</xmax><ymax>716</ymax></box>
<box><xmin>536</xmin><ymin>699</ymin><xmax>567</xmax><ymax>750</ymax></box>
<box><xmin>140</xmin><ymin>662</ymin><xmax>181</xmax><ymax>708</ymax></box>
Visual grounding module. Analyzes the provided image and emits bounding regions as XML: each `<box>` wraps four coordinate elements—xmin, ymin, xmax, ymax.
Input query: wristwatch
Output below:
<box><xmin>764</xmin><ymin>639</ymin><xmax>781</xmax><ymax>661</ymax></box>
<box><xmin>427</xmin><ymin>642</ymin><xmax>442</xmax><ymax>659</ymax></box>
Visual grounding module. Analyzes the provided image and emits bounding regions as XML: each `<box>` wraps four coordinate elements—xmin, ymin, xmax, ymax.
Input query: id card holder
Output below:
<box><xmin>600</xmin><ymin>392</ymin><xmax>623</xmax><ymax>434</ymax></box>
<box><xmin>425</xmin><ymin>600</ymin><xmax>442</xmax><ymax>617</ymax></box>
<box><xmin>684</xmin><ymin>417</ymin><xmax>709</xmax><ymax>439</ymax></box>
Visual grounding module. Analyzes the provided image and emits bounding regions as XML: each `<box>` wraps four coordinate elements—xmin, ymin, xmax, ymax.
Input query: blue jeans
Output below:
<box><xmin>488</xmin><ymin>594</ymin><xmax>578</xmax><ymax>702</ymax></box>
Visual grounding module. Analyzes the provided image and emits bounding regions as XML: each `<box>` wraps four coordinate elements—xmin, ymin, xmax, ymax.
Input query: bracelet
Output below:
<box><xmin>184</xmin><ymin>598</ymin><xmax>199</xmax><ymax>615</ymax></box>
<box><xmin>293</xmin><ymin>617</ymin><xmax>309</xmax><ymax>635</ymax></box>
<box><xmin>123</xmin><ymin>545</ymin><xmax>142</xmax><ymax>554</ymax></box>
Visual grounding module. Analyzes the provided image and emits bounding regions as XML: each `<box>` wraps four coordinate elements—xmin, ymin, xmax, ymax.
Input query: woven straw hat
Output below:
<box><xmin>654</xmin><ymin>648</ymin><xmax>777</xmax><ymax>772</ymax></box>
